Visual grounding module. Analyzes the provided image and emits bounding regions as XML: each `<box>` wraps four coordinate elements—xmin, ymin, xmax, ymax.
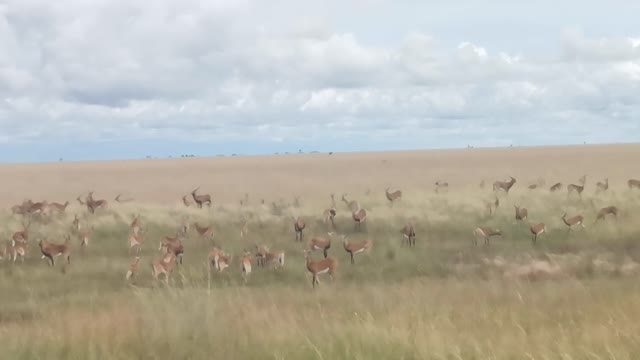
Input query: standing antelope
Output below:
<box><xmin>239</xmin><ymin>218</ymin><xmax>249</xmax><ymax>238</ymax></box>
<box><xmin>9</xmin><ymin>240</ymin><xmax>27</xmax><ymax>263</ymax></box>
<box><xmin>341</xmin><ymin>194</ymin><xmax>360</xmax><ymax>212</ymax></box>
<box><xmin>628</xmin><ymin>179</ymin><xmax>640</xmax><ymax>190</ymax></box>
<box><xmin>562</xmin><ymin>213</ymin><xmax>585</xmax><ymax>232</ymax></box>
<box><xmin>322</xmin><ymin>194</ymin><xmax>337</xmax><ymax>230</ymax></box>
<box><xmin>128</xmin><ymin>229</ymin><xmax>145</xmax><ymax>254</ymax></box>
<box><xmin>595</xmin><ymin>206</ymin><xmax>618</xmax><ymax>222</ymax></box>
<box><xmin>472</xmin><ymin>227</ymin><xmax>502</xmax><ymax>246</ymax></box>
<box><xmin>385</xmin><ymin>187</ymin><xmax>402</xmax><ymax>205</ymax></box>
<box><xmin>529</xmin><ymin>223</ymin><xmax>546</xmax><ymax>245</ymax></box>
<box><xmin>293</xmin><ymin>216</ymin><xmax>306</xmax><ymax>242</ymax></box>
<box><xmin>208</xmin><ymin>246</ymin><xmax>231</xmax><ymax>272</ymax></box>
<box><xmin>72</xmin><ymin>214</ymin><xmax>81</xmax><ymax>232</ymax></box>
<box><xmin>151</xmin><ymin>252</ymin><xmax>177</xmax><ymax>283</ymax></box>
<box><xmin>435</xmin><ymin>181</ymin><xmax>449</xmax><ymax>193</ymax></box>
<box><xmin>240</xmin><ymin>251</ymin><xmax>252</xmax><ymax>283</ymax></box>
<box><xmin>549</xmin><ymin>182</ymin><xmax>563</xmax><ymax>192</ymax></box>
<box><xmin>125</xmin><ymin>256</ymin><xmax>141</xmax><ymax>281</ymax></box>
<box><xmin>596</xmin><ymin>178</ymin><xmax>609</xmax><ymax>193</ymax></box>
<box><xmin>39</xmin><ymin>235</ymin><xmax>72</xmax><ymax>267</ymax></box>
<box><xmin>76</xmin><ymin>195</ymin><xmax>85</xmax><ymax>206</ymax></box>
<box><xmin>160</xmin><ymin>236</ymin><xmax>184</xmax><ymax>265</ymax></box>
<box><xmin>352</xmin><ymin>208</ymin><xmax>367</xmax><ymax>231</ymax></box>
<box><xmin>130</xmin><ymin>214</ymin><xmax>141</xmax><ymax>236</ymax></box>
<box><xmin>567</xmin><ymin>183</ymin><xmax>585</xmax><ymax>198</ymax></box>
<box><xmin>193</xmin><ymin>222</ymin><xmax>215</xmax><ymax>240</ymax></box>
<box><xmin>493</xmin><ymin>176</ymin><xmax>517</xmax><ymax>194</ymax></box>
<box><xmin>254</xmin><ymin>244</ymin><xmax>285</xmax><ymax>268</ymax></box>
<box><xmin>12</xmin><ymin>220</ymin><xmax>31</xmax><ymax>245</ymax></box>
<box><xmin>86</xmin><ymin>192</ymin><xmax>108</xmax><ymax>214</ymax></box>
<box><xmin>578</xmin><ymin>174</ymin><xmax>587</xmax><ymax>185</ymax></box>
<box><xmin>401</xmin><ymin>222</ymin><xmax>416</xmax><ymax>247</ymax></box>
<box><xmin>341</xmin><ymin>235</ymin><xmax>372</xmax><ymax>264</ymax></box>
<box><xmin>190</xmin><ymin>187</ymin><xmax>212</xmax><ymax>208</ymax></box>
<box><xmin>49</xmin><ymin>201</ymin><xmax>70</xmax><ymax>213</ymax></box>
<box><xmin>485</xmin><ymin>197</ymin><xmax>500</xmax><ymax>216</ymax></box>
<box><xmin>304</xmin><ymin>250</ymin><xmax>337</xmax><ymax>288</ymax></box>
<box><xmin>308</xmin><ymin>233</ymin><xmax>332</xmax><ymax>258</ymax></box>
<box><xmin>78</xmin><ymin>226</ymin><xmax>93</xmax><ymax>250</ymax></box>
<box><xmin>514</xmin><ymin>205</ymin><xmax>528</xmax><ymax>221</ymax></box>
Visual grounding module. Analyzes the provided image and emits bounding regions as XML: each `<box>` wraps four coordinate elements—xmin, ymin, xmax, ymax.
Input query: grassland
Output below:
<box><xmin>1</xmin><ymin>143</ymin><xmax>640</xmax><ymax>359</ymax></box>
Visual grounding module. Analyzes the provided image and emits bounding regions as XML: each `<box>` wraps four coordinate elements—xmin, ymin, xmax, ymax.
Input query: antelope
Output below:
<box><xmin>322</xmin><ymin>194</ymin><xmax>337</xmax><ymax>229</ymax></box>
<box><xmin>493</xmin><ymin>176</ymin><xmax>517</xmax><ymax>194</ymax></box>
<box><xmin>72</xmin><ymin>214</ymin><xmax>81</xmax><ymax>232</ymax></box>
<box><xmin>191</xmin><ymin>187</ymin><xmax>212</xmax><ymax>208</ymax></box>
<box><xmin>628</xmin><ymin>179</ymin><xmax>640</xmax><ymax>190</ymax></box>
<box><xmin>254</xmin><ymin>244</ymin><xmax>285</xmax><ymax>268</ymax></box>
<box><xmin>208</xmin><ymin>246</ymin><xmax>231</xmax><ymax>272</ymax></box>
<box><xmin>567</xmin><ymin>183</ymin><xmax>585</xmax><ymax>197</ymax></box>
<box><xmin>561</xmin><ymin>212</ymin><xmax>585</xmax><ymax>231</ymax></box>
<box><xmin>472</xmin><ymin>227</ymin><xmax>502</xmax><ymax>246</ymax></box>
<box><xmin>28</xmin><ymin>200</ymin><xmax>49</xmax><ymax>214</ymax></box>
<box><xmin>49</xmin><ymin>201</ymin><xmax>69</xmax><ymax>213</ymax></box>
<box><xmin>128</xmin><ymin>229</ymin><xmax>145</xmax><ymax>254</ymax></box>
<box><xmin>434</xmin><ymin>181</ymin><xmax>449</xmax><ymax>193</ymax></box>
<box><xmin>0</xmin><ymin>243</ymin><xmax>7</xmax><ymax>261</ymax></box>
<box><xmin>240</xmin><ymin>251</ymin><xmax>252</xmax><ymax>283</ymax></box>
<box><xmin>78</xmin><ymin>226</ymin><xmax>93</xmax><ymax>249</ymax></box>
<box><xmin>240</xmin><ymin>218</ymin><xmax>249</xmax><ymax>238</ymax></box>
<box><xmin>341</xmin><ymin>194</ymin><xmax>360</xmax><ymax>212</ymax></box>
<box><xmin>596</xmin><ymin>178</ymin><xmax>609</xmax><ymax>193</ymax></box>
<box><xmin>549</xmin><ymin>182</ymin><xmax>563</xmax><ymax>192</ymax></box>
<box><xmin>10</xmin><ymin>201</ymin><xmax>30</xmax><ymax>215</ymax></box>
<box><xmin>182</xmin><ymin>195</ymin><xmax>191</xmax><ymax>207</ymax></box>
<box><xmin>293</xmin><ymin>216</ymin><xmax>306</xmax><ymax>241</ymax></box>
<box><xmin>578</xmin><ymin>174</ymin><xmax>587</xmax><ymax>185</ymax></box>
<box><xmin>342</xmin><ymin>235</ymin><xmax>372</xmax><ymax>264</ymax></box>
<box><xmin>514</xmin><ymin>205</ymin><xmax>528</xmax><ymax>221</ymax></box>
<box><xmin>308</xmin><ymin>233</ymin><xmax>332</xmax><ymax>258</ymax></box>
<box><xmin>401</xmin><ymin>222</ymin><xmax>416</xmax><ymax>247</ymax></box>
<box><xmin>130</xmin><ymin>214</ymin><xmax>141</xmax><ymax>236</ymax></box>
<box><xmin>76</xmin><ymin>195</ymin><xmax>85</xmax><ymax>206</ymax></box>
<box><xmin>151</xmin><ymin>252</ymin><xmax>177</xmax><ymax>282</ymax></box>
<box><xmin>9</xmin><ymin>240</ymin><xmax>27</xmax><ymax>263</ymax></box>
<box><xmin>385</xmin><ymin>187</ymin><xmax>402</xmax><ymax>205</ymax></box>
<box><xmin>12</xmin><ymin>220</ymin><xmax>31</xmax><ymax>245</ymax></box>
<box><xmin>304</xmin><ymin>250</ymin><xmax>337</xmax><ymax>288</ymax></box>
<box><xmin>595</xmin><ymin>206</ymin><xmax>618</xmax><ymax>222</ymax></box>
<box><xmin>159</xmin><ymin>236</ymin><xmax>184</xmax><ymax>265</ymax></box>
<box><xmin>39</xmin><ymin>235</ymin><xmax>72</xmax><ymax>267</ymax></box>
<box><xmin>125</xmin><ymin>256</ymin><xmax>141</xmax><ymax>281</ymax></box>
<box><xmin>485</xmin><ymin>197</ymin><xmax>499</xmax><ymax>216</ymax></box>
<box><xmin>178</xmin><ymin>216</ymin><xmax>190</xmax><ymax>237</ymax></box>
<box><xmin>352</xmin><ymin>208</ymin><xmax>367</xmax><ymax>231</ymax></box>
<box><xmin>86</xmin><ymin>192</ymin><xmax>108</xmax><ymax>214</ymax></box>
<box><xmin>193</xmin><ymin>222</ymin><xmax>215</xmax><ymax>240</ymax></box>
<box><xmin>529</xmin><ymin>223</ymin><xmax>546</xmax><ymax>245</ymax></box>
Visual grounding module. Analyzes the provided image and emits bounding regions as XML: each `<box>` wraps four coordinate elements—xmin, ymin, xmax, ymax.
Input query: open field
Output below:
<box><xmin>1</xmin><ymin>143</ymin><xmax>640</xmax><ymax>359</ymax></box>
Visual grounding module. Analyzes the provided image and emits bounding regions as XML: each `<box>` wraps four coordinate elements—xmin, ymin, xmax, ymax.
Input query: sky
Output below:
<box><xmin>1</xmin><ymin>0</ymin><xmax>640</xmax><ymax>162</ymax></box>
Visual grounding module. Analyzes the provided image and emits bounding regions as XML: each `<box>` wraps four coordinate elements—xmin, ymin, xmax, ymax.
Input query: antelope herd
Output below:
<box><xmin>3</xmin><ymin>176</ymin><xmax>640</xmax><ymax>289</ymax></box>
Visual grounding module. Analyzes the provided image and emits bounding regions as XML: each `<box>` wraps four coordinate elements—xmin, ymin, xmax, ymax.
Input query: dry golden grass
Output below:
<box><xmin>0</xmin><ymin>143</ymin><xmax>640</xmax><ymax>359</ymax></box>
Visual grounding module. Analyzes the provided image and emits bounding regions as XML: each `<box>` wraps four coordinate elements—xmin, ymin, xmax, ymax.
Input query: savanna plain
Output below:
<box><xmin>1</xmin><ymin>144</ymin><xmax>640</xmax><ymax>359</ymax></box>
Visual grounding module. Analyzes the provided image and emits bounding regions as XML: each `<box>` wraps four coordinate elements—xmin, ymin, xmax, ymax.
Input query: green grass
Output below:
<box><xmin>1</xmin><ymin>188</ymin><xmax>640</xmax><ymax>359</ymax></box>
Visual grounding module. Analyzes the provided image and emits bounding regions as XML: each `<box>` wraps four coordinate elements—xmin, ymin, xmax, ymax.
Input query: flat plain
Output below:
<box><xmin>1</xmin><ymin>143</ymin><xmax>640</xmax><ymax>359</ymax></box>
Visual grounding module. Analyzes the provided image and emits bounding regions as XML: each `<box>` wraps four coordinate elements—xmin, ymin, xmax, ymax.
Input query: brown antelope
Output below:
<box><xmin>385</xmin><ymin>187</ymin><xmax>402</xmax><ymax>205</ymax></box>
<box><xmin>0</xmin><ymin>243</ymin><xmax>7</xmax><ymax>261</ymax></box>
<box><xmin>72</xmin><ymin>214</ymin><xmax>81</xmax><ymax>232</ymax></box>
<box><xmin>567</xmin><ymin>183</ymin><xmax>585</xmax><ymax>197</ymax></box>
<box><xmin>435</xmin><ymin>181</ymin><xmax>449</xmax><ymax>193</ymax></box>
<box><xmin>493</xmin><ymin>176</ymin><xmax>517</xmax><ymax>194</ymax></box>
<box><xmin>191</xmin><ymin>187</ymin><xmax>212</xmax><ymax>208</ymax></box>
<box><xmin>342</xmin><ymin>235</ymin><xmax>372</xmax><ymax>264</ymax></box>
<box><xmin>529</xmin><ymin>223</ymin><xmax>546</xmax><ymax>245</ymax></box>
<box><xmin>322</xmin><ymin>207</ymin><xmax>337</xmax><ymax>230</ymax></box>
<box><xmin>78</xmin><ymin>226</ymin><xmax>93</xmax><ymax>249</ymax></box>
<box><xmin>151</xmin><ymin>252</ymin><xmax>177</xmax><ymax>282</ymax></box>
<box><xmin>128</xmin><ymin>229</ymin><xmax>145</xmax><ymax>254</ymax></box>
<box><xmin>86</xmin><ymin>191</ymin><xmax>108</xmax><ymax>214</ymax></box>
<box><xmin>208</xmin><ymin>246</ymin><xmax>231</xmax><ymax>272</ymax></box>
<box><xmin>595</xmin><ymin>178</ymin><xmax>609</xmax><ymax>193</ymax></box>
<box><xmin>159</xmin><ymin>236</ymin><xmax>184</xmax><ymax>265</ymax></box>
<box><xmin>10</xmin><ymin>200</ymin><xmax>30</xmax><ymax>215</ymax></box>
<box><xmin>595</xmin><ymin>206</ymin><xmax>618</xmax><ymax>222</ymax></box>
<box><xmin>49</xmin><ymin>201</ymin><xmax>70</xmax><ymax>213</ymax></box>
<box><xmin>27</xmin><ymin>200</ymin><xmax>49</xmax><ymax>214</ymax></box>
<box><xmin>401</xmin><ymin>222</ymin><xmax>416</xmax><ymax>247</ymax></box>
<box><xmin>485</xmin><ymin>197</ymin><xmax>500</xmax><ymax>216</ymax></box>
<box><xmin>182</xmin><ymin>195</ymin><xmax>191</xmax><ymax>207</ymax></box>
<box><xmin>341</xmin><ymin>194</ymin><xmax>360</xmax><ymax>212</ymax></box>
<box><xmin>352</xmin><ymin>208</ymin><xmax>367</xmax><ymax>231</ymax></box>
<box><xmin>514</xmin><ymin>205</ymin><xmax>528</xmax><ymax>221</ymax></box>
<box><xmin>472</xmin><ymin>227</ymin><xmax>502</xmax><ymax>246</ymax></box>
<box><xmin>193</xmin><ymin>222</ymin><xmax>215</xmax><ymax>240</ymax></box>
<box><xmin>562</xmin><ymin>213</ymin><xmax>585</xmax><ymax>231</ymax></box>
<box><xmin>9</xmin><ymin>240</ymin><xmax>27</xmax><ymax>263</ymax></box>
<box><xmin>39</xmin><ymin>235</ymin><xmax>72</xmax><ymax>267</ymax></box>
<box><xmin>240</xmin><ymin>251</ymin><xmax>252</xmax><ymax>283</ymax></box>
<box><xmin>308</xmin><ymin>233</ymin><xmax>332</xmax><ymax>258</ymax></box>
<box><xmin>628</xmin><ymin>179</ymin><xmax>640</xmax><ymax>190</ymax></box>
<box><xmin>130</xmin><ymin>214</ymin><xmax>141</xmax><ymax>236</ymax></box>
<box><xmin>239</xmin><ymin>218</ymin><xmax>249</xmax><ymax>238</ymax></box>
<box><xmin>125</xmin><ymin>256</ymin><xmax>141</xmax><ymax>281</ymax></box>
<box><xmin>12</xmin><ymin>220</ymin><xmax>31</xmax><ymax>245</ymax></box>
<box><xmin>549</xmin><ymin>182</ymin><xmax>563</xmax><ymax>192</ymax></box>
<box><xmin>254</xmin><ymin>244</ymin><xmax>285</xmax><ymax>268</ymax></box>
<box><xmin>293</xmin><ymin>216</ymin><xmax>306</xmax><ymax>241</ymax></box>
<box><xmin>304</xmin><ymin>250</ymin><xmax>337</xmax><ymax>288</ymax></box>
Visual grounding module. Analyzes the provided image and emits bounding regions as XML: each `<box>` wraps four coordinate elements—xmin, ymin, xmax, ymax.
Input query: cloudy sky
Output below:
<box><xmin>1</xmin><ymin>0</ymin><xmax>639</xmax><ymax>162</ymax></box>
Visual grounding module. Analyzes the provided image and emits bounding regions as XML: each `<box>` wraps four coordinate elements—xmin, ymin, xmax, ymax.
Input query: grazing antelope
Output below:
<box><xmin>485</xmin><ymin>197</ymin><xmax>500</xmax><ymax>216</ymax></box>
<box><xmin>308</xmin><ymin>233</ymin><xmax>332</xmax><ymax>258</ymax></box>
<box><xmin>529</xmin><ymin>223</ymin><xmax>546</xmax><ymax>245</ymax></box>
<box><xmin>193</xmin><ymin>222</ymin><xmax>215</xmax><ymax>240</ymax></box>
<box><xmin>342</xmin><ymin>235</ymin><xmax>372</xmax><ymax>264</ymax></box>
<box><xmin>254</xmin><ymin>244</ymin><xmax>285</xmax><ymax>268</ymax></box>
<box><xmin>562</xmin><ymin>213</ymin><xmax>585</xmax><ymax>232</ymax></box>
<box><xmin>293</xmin><ymin>216</ymin><xmax>306</xmax><ymax>242</ymax></box>
<box><xmin>595</xmin><ymin>206</ymin><xmax>618</xmax><ymax>222</ymax></box>
<box><xmin>12</xmin><ymin>220</ymin><xmax>31</xmax><ymax>245</ymax></box>
<box><xmin>191</xmin><ymin>187</ymin><xmax>212</xmax><ymax>208</ymax></box>
<box><xmin>596</xmin><ymin>178</ymin><xmax>609</xmax><ymax>193</ymax></box>
<box><xmin>385</xmin><ymin>187</ymin><xmax>402</xmax><ymax>205</ymax></box>
<box><xmin>240</xmin><ymin>251</ymin><xmax>252</xmax><ymax>283</ymax></box>
<box><xmin>39</xmin><ymin>235</ymin><xmax>72</xmax><ymax>267</ymax></box>
<box><xmin>514</xmin><ymin>205</ymin><xmax>528</xmax><ymax>221</ymax></box>
<box><xmin>125</xmin><ymin>256</ymin><xmax>141</xmax><ymax>281</ymax></box>
<box><xmin>128</xmin><ymin>229</ymin><xmax>145</xmax><ymax>254</ymax></box>
<box><xmin>159</xmin><ymin>236</ymin><xmax>184</xmax><ymax>265</ymax></box>
<box><xmin>49</xmin><ymin>201</ymin><xmax>69</xmax><ymax>213</ymax></box>
<box><xmin>401</xmin><ymin>222</ymin><xmax>416</xmax><ymax>247</ymax></box>
<box><xmin>304</xmin><ymin>250</ymin><xmax>337</xmax><ymax>288</ymax></box>
<box><xmin>86</xmin><ymin>192</ymin><xmax>108</xmax><ymax>214</ymax></box>
<box><xmin>567</xmin><ymin>183</ymin><xmax>585</xmax><ymax>198</ymax></box>
<box><xmin>208</xmin><ymin>246</ymin><xmax>231</xmax><ymax>272</ymax></box>
<box><xmin>628</xmin><ymin>179</ymin><xmax>640</xmax><ymax>190</ymax></box>
<box><xmin>435</xmin><ymin>181</ymin><xmax>449</xmax><ymax>193</ymax></box>
<box><xmin>341</xmin><ymin>194</ymin><xmax>360</xmax><ymax>212</ymax></box>
<box><xmin>8</xmin><ymin>240</ymin><xmax>27</xmax><ymax>263</ymax></box>
<box><xmin>493</xmin><ymin>176</ymin><xmax>517</xmax><ymax>194</ymax></box>
<box><xmin>151</xmin><ymin>252</ymin><xmax>177</xmax><ymax>282</ymax></box>
<box><xmin>472</xmin><ymin>227</ymin><xmax>502</xmax><ymax>246</ymax></box>
<box><xmin>352</xmin><ymin>208</ymin><xmax>367</xmax><ymax>231</ymax></box>
<box><xmin>549</xmin><ymin>182</ymin><xmax>563</xmax><ymax>192</ymax></box>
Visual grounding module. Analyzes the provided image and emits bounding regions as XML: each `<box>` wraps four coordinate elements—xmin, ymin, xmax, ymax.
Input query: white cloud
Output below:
<box><xmin>0</xmin><ymin>0</ymin><xmax>639</xmax><ymax>157</ymax></box>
